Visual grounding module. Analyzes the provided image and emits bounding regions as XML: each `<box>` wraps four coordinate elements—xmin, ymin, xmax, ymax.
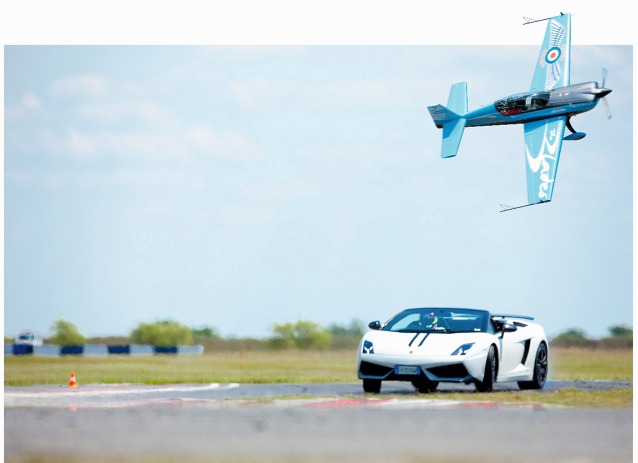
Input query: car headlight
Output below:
<box><xmin>451</xmin><ymin>342</ymin><xmax>474</xmax><ymax>356</ymax></box>
<box><xmin>362</xmin><ymin>340</ymin><xmax>374</xmax><ymax>354</ymax></box>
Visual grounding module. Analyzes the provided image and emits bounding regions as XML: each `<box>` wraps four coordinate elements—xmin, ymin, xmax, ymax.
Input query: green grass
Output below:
<box><xmin>548</xmin><ymin>347</ymin><xmax>633</xmax><ymax>380</ymax></box>
<box><xmin>4</xmin><ymin>350</ymin><xmax>357</xmax><ymax>385</ymax></box>
<box><xmin>4</xmin><ymin>347</ymin><xmax>632</xmax><ymax>408</ymax></box>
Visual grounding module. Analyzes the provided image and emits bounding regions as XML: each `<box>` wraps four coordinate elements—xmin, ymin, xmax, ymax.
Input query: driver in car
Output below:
<box><xmin>407</xmin><ymin>311</ymin><xmax>439</xmax><ymax>331</ymax></box>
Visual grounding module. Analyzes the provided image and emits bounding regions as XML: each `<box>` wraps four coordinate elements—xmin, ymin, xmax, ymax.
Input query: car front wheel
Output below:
<box><xmin>363</xmin><ymin>379</ymin><xmax>381</xmax><ymax>394</ymax></box>
<box><xmin>475</xmin><ymin>345</ymin><xmax>496</xmax><ymax>392</ymax></box>
<box><xmin>518</xmin><ymin>342</ymin><xmax>548</xmax><ymax>390</ymax></box>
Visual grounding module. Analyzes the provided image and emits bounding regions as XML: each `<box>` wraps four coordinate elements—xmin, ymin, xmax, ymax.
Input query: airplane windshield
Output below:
<box><xmin>495</xmin><ymin>92</ymin><xmax>550</xmax><ymax>116</ymax></box>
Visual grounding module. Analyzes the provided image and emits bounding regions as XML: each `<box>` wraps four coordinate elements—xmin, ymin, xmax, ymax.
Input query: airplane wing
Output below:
<box><xmin>511</xmin><ymin>13</ymin><xmax>570</xmax><ymax>210</ymax></box>
<box><xmin>530</xmin><ymin>13</ymin><xmax>571</xmax><ymax>91</ymax></box>
<box><xmin>524</xmin><ymin>116</ymin><xmax>566</xmax><ymax>205</ymax></box>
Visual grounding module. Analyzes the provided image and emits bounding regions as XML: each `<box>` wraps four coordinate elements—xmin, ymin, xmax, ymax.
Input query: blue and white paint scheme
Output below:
<box><xmin>427</xmin><ymin>13</ymin><xmax>612</xmax><ymax>210</ymax></box>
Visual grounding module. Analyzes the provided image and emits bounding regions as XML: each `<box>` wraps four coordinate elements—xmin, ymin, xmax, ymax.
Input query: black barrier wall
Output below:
<box><xmin>4</xmin><ymin>344</ymin><xmax>203</xmax><ymax>356</ymax></box>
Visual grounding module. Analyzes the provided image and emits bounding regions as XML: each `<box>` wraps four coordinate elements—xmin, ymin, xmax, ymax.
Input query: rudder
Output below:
<box><xmin>447</xmin><ymin>82</ymin><xmax>468</xmax><ymax>115</ymax></box>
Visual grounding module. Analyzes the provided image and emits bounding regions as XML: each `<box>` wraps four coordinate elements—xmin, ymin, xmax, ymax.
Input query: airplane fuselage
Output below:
<box><xmin>463</xmin><ymin>82</ymin><xmax>611</xmax><ymax>128</ymax></box>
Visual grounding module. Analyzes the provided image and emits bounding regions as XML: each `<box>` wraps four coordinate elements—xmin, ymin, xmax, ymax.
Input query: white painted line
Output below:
<box><xmin>4</xmin><ymin>383</ymin><xmax>240</xmax><ymax>399</ymax></box>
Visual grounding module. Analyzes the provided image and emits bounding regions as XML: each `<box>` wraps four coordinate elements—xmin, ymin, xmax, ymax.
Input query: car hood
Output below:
<box><xmin>362</xmin><ymin>330</ymin><xmax>491</xmax><ymax>356</ymax></box>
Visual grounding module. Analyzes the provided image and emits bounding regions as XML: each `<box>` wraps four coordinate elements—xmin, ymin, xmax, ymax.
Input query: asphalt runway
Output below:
<box><xmin>5</xmin><ymin>381</ymin><xmax>633</xmax><ymax>463</ymax></box>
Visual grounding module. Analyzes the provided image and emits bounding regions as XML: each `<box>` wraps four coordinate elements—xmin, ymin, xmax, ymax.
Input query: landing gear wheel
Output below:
<box><xmin>518</xmin><ymin>342</ymin><xmax>548</xmax><ymax>390</ymax></box>
<box><xmin>475</xmin><ymin>345</ymin><xmax>496</xmax><ymax>392</ymax></box>
<box><xmin>363</xmin><ymin>379</ymin><xmax>381</xmax><ymax>394</ymax></box>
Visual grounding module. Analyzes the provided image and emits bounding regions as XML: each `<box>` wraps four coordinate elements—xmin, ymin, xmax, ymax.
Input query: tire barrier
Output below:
<box><xmin>107</xmin><ymin>345</ymin><xmax>130</xmax><ymax>355</ymax></box>
<box><xmin>5</xmin><ymin>344</ymin><xmax>33</xmax><ymax>355</ymax></box>
<box><xmin>4</xmin><ymin>344</ymin><xmax>204</xmax><ymax>356</ymax></box>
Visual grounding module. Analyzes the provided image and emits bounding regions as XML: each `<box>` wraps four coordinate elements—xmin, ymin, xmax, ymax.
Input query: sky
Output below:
<box><xmin>2</xmin><ymin>1</ymin><xmax>634</xmax><ymax>340</ymax></box>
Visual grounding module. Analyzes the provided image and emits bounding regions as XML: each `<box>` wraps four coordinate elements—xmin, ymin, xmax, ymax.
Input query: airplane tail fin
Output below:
<box><xmin>427</xmin><ymin>82</ymin><xmax>468</xmax><ymax>158</ymax></box>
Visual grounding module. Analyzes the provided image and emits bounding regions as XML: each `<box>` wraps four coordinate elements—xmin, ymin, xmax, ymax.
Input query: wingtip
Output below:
<box><xmin>499</xmin><ymin>201</ymin><xmax>551</xmax><ymax>212</ymax></box>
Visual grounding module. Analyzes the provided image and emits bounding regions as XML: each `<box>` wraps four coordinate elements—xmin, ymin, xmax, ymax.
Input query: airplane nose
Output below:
<box><xmin>593</xmin><ymin>87</ymin><xmax>612</xmax><ymax>98</ymax></box>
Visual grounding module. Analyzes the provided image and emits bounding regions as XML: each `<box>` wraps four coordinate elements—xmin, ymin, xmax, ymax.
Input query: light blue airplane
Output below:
<box><xmin>427</xmin><ymin>13</ymin><xmax>612</xmax><ymax>211</ymax></box>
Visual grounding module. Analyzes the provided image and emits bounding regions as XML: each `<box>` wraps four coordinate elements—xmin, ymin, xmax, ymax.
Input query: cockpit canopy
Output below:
<box><xmin>495</xmin><ymin>91</ymin><xmax>551</xmax><ymax>116</ymax></box>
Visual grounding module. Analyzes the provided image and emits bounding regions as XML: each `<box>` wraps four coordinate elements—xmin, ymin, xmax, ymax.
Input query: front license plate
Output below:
<box><xmin>394</xmin><ymin>365</ymin><xmax>420</xmax><ymax>375</ymax></box>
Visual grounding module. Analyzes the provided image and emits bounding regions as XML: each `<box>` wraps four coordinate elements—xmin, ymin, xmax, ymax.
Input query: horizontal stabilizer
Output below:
<box><xmin>441</xmin><ymin>117</ymin><xmax>466</xmax><ymax>158</ymax></box>
<box><xmin>427</xmin><ymin>104</ymin><xmax>459</xmax><ymax>127</ymax></box>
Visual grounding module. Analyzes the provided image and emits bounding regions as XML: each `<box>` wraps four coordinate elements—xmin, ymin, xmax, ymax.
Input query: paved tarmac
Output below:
<box><xmin>5</xmin><ymin>381</ymin><xmax>633</xmax><ymax>463</ymax></box>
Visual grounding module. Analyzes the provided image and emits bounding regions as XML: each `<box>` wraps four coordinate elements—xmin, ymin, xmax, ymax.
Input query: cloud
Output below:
<box><xmin>22</xmin><ymin>91</ymin><xmax>42</xmax><ymax>109</ymax></box>
<box><xmin>50</xmin><ymin>73</ymin><xmax>109</xmax><ymax>98</ymax></box>
<box><xmin>67</xmin><ymin>127</ymin><xmax>99</xmax><ymax>158</ymax></box>
<box><xmin>56</xmin><ymin>123</ymin><xmax>264</xmax><ymax>166</ymax></box>
<box><xmin>5</xmin><ymin>91</ymin><xmax>44</xmax><ymax>120</ymax></box>
<box><xmin>76</xmin><ymin>99</ymin><xmax>175</xmax><ymax>126</ymax></box>
<box><xmin>63</xmin><ymin>126</ymin><xmax>191</xmax><ymax>160</ymax></box>
<box><xmin>228</xmin><ymin>75</ymin><xmax>423</xmax><ymax>113</ymax></box>
<box><xmin>229</xmin><ymin>77</ymin><xmax>275</xmax><ymax>110</ymax></box>
<box><xmin>184</xmin><ymin>125</ymin><xmax>264</xmax><ymax>162</ymax></box>
<box><xmin>45</xmin><ymin>73</ymin><xmax>267</xmax><ymax>163</ymax></box>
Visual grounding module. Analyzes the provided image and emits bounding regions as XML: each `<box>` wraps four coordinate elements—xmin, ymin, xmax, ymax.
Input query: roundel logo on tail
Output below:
<box><xmin>545</xmin><ymin>47</ymin><xmax>562</xmax><ymax>64</ymax></box>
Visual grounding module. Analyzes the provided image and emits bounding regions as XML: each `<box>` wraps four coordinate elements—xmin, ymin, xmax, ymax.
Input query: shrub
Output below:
<box><xmin>269</xmin><ymin>320</ymin><xmax>332</xmax><ymax>350</ymax></box>
<box><xmin>607</xmin><ymin>325</ymin><xmax>632</xmax><ymax>340</ymax></box>
<box><xmin>551</xmin><ymin>328</ymin><xmax>593</xmax><ymax>348</ymax></box>
<box><xmin>327</xmin><ymin>319</ymin><xmax>366</xmax><ymax>349</ymax></box>
<box><xmin>131</xmin><ymin>320</ymin><xmax>193</xmax><ymax>346</ymax></box>
<box><xmin>600</xmin><ymin>325</ymin><xmax>632</xmax><ymax>349</ymax></box>
<box><xmin>191</xmin><ymin>326</ymin><xmax>220</xmax><ymax>339</ymax></box>
<box><xmin>327</xmin><ymin>319</ymin><xmax>365</xmax><ymax>338</ymax></box>
<box><xmin>49</xmin><ymin>319</ymin><xmax>86</xmax><ymax>345</ymax></box>
<box><xmin>551</xmin><ymin>325</ymin><xmax>633</xmax><ymax>349</ymax></box>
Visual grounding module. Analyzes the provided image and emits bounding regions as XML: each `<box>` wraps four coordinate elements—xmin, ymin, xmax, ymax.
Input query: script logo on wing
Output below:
<box><xmin>526</xmin><ymin>121</ymin><xmax>564</xmax><ymax>200</ymax></box>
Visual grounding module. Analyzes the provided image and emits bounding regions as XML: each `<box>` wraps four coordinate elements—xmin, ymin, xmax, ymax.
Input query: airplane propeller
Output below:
<box><xmin>600</xmin><ymin>67</ymin><xmax>612</xmax><ymax>119</ymax></box>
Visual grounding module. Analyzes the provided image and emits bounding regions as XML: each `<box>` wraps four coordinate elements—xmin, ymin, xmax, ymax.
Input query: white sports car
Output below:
<box><xmin>357</xmin><ymin>307</ymin><xmax>548</xmax><ymax>393</ymax></box>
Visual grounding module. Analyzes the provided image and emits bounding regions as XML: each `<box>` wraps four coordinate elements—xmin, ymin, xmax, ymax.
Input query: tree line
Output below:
<box><xmin>550</xmin><ymin>325</ymin><xmax>632</xmax><ymax>349</ymax></box>
<box><xmin>5</xmin><ymin>319</ymin><xmax>632</xmax><ymax>350</ymax></box>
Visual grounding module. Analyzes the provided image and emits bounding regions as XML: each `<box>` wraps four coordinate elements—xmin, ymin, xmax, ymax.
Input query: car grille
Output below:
<box><xmin>426</xmin><ymin>363</ymin><xmax>469</xmax><ymax>379</ymax></box>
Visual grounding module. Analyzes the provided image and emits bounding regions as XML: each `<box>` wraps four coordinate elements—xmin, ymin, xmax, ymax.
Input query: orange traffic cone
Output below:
<box><xmin>69</xmin><ymin>372</ymin><xmax>78</xmax><ymax>388</ymax></box>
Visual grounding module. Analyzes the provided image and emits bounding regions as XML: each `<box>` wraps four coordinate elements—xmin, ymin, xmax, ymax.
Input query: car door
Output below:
<box><xmin>497</xmin><ymin>325</ymin><xmax>528</xmax><ymax>378</ymax></box>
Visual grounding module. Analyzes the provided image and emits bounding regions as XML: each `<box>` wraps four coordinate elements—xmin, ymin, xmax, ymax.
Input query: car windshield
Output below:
<box><xmin>381</xmin><ymin>308</ymin><xmax>490</xmax><ymax>334</ymax></box>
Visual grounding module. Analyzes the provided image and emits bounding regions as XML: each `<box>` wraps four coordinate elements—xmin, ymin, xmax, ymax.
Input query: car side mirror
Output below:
<box><xmin>368</xmin><ymin>320</ymin><xmax>381</xmax><ymax>330</ymax></box>
<box><xmin>502</xmin><ymin>322</ymin><xmax>518</xmax><ymax>333</ymax></box>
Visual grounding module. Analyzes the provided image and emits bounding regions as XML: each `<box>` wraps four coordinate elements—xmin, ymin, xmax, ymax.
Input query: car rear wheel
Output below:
<box><xmin>412</xmin><ymin>378</ymin><xmax>439</xmax><ymax>393</ymax></box>
<box><xmin>362</xmin><ymin>379</ymin><xmax>381</xmax><ymax>393</ymax></box>
<box><xmin>518</xmin><ymin>342</ymin><xmax>548</xmax><ymax>390</ymax></box>
<box><xmin>475</xmin><ymin>345</ymin><xmax>496</xmax><ymax>392</ymax></box>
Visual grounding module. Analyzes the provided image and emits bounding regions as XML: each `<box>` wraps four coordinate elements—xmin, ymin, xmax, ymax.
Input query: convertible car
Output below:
<box><xmin>357</xmin><ymin>307</ymin><xmax>548</xmax><ymax>393</ymax></box>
